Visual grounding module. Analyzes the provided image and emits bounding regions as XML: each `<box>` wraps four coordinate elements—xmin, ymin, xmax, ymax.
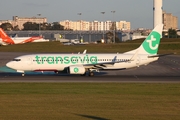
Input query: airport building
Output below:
<box><xmin>163</xmin><ymin>11</ymin><xmax>178</xmax><ymax>31</ymax></box>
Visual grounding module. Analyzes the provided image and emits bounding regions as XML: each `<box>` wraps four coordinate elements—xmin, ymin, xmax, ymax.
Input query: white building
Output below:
<box><xmin>117</xmin><ymin>21</ymin><xmax>131</xmax><ymax>31</ymax></box>
<box><xmin>59</xmin><ymin>20</ymin><xmax>131</xmax><ymax>31</ymax></box>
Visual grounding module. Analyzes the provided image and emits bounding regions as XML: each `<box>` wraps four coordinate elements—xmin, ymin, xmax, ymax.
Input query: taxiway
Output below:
<box><xmin>0</xmin><ymin>52</ymin><xmax>180</xmax><ymax>83</ymax></box>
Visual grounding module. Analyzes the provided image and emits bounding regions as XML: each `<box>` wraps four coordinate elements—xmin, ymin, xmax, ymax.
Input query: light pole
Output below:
<box><xmin>78</xmin><ymin>13</ymin><xmax>82</xmax><ymax>42</ymax></box>
<box><xmin>111</xmin><ymin>11</ymin><xmax>115</xmax><ymax>43</ymax></box>
<box><xmin>101</xmin><ymin>12</ymin><xmax>105</xmax><ymax>43</ymax></box>
<box><xmin>37</xmin><ymin>14</ymin><xmax>41</xmax><ymax>36</ymax></box>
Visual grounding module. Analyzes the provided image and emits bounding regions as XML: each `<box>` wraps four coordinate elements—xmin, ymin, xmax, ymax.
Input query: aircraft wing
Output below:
<box><xmin>83</xmin><ymin>52</ymin><xmax>138</xmax><ymax>69</ymax></box>
<box><xmin>84</xmin><ymin>60</ymin><xmax>130</xmax><ymax>66</ymax></box>
<box><xmin>83</xmin><ymin>60</ymin><xmax>130</xmax><ymax>70</ymax></box>
<box><xmin>83</xmin><ymin>56</ymin><xmax>131</xmax><ymax>69</ymax></box>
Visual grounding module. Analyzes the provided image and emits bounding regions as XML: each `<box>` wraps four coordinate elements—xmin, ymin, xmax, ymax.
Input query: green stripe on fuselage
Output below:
<box><xmin>35</xmin><ymin>55</ymin><xmax>97</xmax><ymax>65</ymax></box>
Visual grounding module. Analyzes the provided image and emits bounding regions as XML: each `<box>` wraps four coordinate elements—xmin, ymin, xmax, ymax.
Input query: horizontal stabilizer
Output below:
<box><xmin>148</xmin><ymin>53</ymin><xmax>175</xmax><ymax>58</ymax></box>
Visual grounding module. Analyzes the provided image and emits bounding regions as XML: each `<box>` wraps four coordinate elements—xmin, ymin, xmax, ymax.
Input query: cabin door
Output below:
<box><xmin>136</xmin><ymin>56</ymin><xmax>140</xmax><ymax>67</ymax></box>
<box><xmin>27</xmin><ymin>57</ymin><xmax>33</xmax><ymax>70</ymax></box>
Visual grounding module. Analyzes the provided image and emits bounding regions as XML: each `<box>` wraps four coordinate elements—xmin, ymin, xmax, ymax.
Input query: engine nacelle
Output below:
<box><xmin>68</xmin><ymin>65</ymin><xmax>86</xmax><ymax>74</ymax></box>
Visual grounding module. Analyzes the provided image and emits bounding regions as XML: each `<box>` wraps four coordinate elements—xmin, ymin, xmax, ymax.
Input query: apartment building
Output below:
<box><xmin>163</xmin><ymin>11</ymin><xmax>178</xmax><ymax>30</ymax></box>
<box><xmin>0</xmin><ymin>16</ymin><xmax>131</xmax><ymax>31</ymax></box>
<box><xmin>60</xmin><ymin>20</ymin><xmax>90</xmax><ymax>31</ymax></box>
<box><xmin>118</xmin><ymin>21</ymin><xmax>131</xmax><ymax>31</ymax></box>
<box><xmin>60</xmin><ymin>20</ymin><xmax>130</xmax><ymax>31</ymax></box>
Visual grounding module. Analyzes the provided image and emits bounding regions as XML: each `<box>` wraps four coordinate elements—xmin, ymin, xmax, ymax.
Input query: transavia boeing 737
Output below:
<box><xmin>6</xmin><ymin>24</ymin><xmax>164</xmax><ymax>76</ymax></box>
<box><xmin>0</xmin><ymin>28</ymin><xmax>49</xmax><ymax>45</ymax></box>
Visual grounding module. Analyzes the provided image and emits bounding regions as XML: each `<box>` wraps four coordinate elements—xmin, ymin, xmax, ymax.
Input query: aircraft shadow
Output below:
<box><xmin>74</xmin><ymin>113</ymin><xmax>110</xmax><ymax>120</ymax></box>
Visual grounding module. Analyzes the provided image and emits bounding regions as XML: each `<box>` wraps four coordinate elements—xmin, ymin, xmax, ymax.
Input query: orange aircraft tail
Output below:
<box><xmin>0</xmin><ymin>28</ymin><xmax>15</xmax><ymax>44</ymax></box>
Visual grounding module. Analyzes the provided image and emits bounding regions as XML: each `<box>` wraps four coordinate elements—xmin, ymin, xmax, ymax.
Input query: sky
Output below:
<box><xmin>0</xmin><ymin>0</ymin><xmax>180</xmax><ymax>29</ymax></box>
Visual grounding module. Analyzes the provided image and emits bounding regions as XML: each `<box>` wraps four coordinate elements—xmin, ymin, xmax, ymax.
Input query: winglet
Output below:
<box><xmin>83</xmin><ymin>49</ymin><xmax>87</xmax><ymax>54</ymax></box>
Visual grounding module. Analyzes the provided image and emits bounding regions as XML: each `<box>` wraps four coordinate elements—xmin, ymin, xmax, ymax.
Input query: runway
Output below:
<box><xmin>0</xmin><ymin>52</ymin><xmax>180</xmax><ymax>83</ymax></box>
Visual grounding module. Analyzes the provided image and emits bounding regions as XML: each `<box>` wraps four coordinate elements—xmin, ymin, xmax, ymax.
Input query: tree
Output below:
<box><xmin>23</xmin><ymin>22</ymin><xmax>39</xmax><ymax>30</ymax></box>
<box><xmin>41</xmin><ymin>23</ymin><xmax>49</xmax><ymax>30</ymax></box>
<box><xmin>13</xmin><ymin>25</ymin><xmax>20</xmax><ymax>31</ymax></box>
<box><xmin>0</xmin><ymin>23</ymin><xmax>13</xmax><ymax>31</ymax></box>
<box><xmin>110</xmin><ymin>22</ymin><xmax>116</xmax><ymax>31</ymax></box>
<box><xmin>22</xmin><ymin>22</ymin><xmax>65</xmax><ymax>30</ymax></box>
<box><xmin>168</xmin><ymin>28</ymin><xmax>177</xmax><ymax>38</ymax></box>
<box><xmin>51</xmin><ymin>22</ymin><xmax>64</xmax><ymax>30</ymax></box>
<box><xmin>106</xmin><ymin>31</ymin><xmax>120</xmax><ymax>43</ymax></box>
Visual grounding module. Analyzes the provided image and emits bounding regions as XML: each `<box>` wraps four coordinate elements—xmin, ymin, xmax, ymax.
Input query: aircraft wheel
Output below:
<box><xmin>89</xmin><ymin>72</ymin><xmax>94</xmax><ymax>76</ymax></box>
<box><xmin>22</xmin><ymin>73</ymin><xmax>25</xmax><ymax>77</ymax></box>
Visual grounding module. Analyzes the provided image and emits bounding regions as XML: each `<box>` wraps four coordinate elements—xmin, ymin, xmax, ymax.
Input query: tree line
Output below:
<box><xmin>163</xmin><ymin>28</ymin><xmax>180</xmax><ymax>38</ymax></box>
<box><xmin>0</xmin><ymin>22</ymin><xmax>69</xmax><ymax>31</ymax></box>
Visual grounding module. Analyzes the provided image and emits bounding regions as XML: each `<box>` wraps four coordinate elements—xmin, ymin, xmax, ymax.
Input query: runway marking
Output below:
<box><xmin>133</xmin><ymin>75</ymin><xmax>139</xmax><ymax>80</ymax></box>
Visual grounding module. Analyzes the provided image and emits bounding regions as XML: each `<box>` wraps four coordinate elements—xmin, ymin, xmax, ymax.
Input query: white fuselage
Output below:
<box><xmin>11</xmin><ymin>37</ymin><xmax>49</xmax><ymax>44</ymax></box>
<box><xmin>0</xmin><ymin>37</ymin><xmax>49</xmax><ymax>45</ymax></box>
<box><xmin>6</xmin><ymin>53</ymin><xmax>158</xmax><ymax>73</ymax></box>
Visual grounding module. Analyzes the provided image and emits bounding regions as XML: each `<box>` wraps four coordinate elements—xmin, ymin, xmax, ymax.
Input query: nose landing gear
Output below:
<box><xmin>22</xmin><ymin>73</ymin><xmax>25</xmax><ymax>76</ymax></box>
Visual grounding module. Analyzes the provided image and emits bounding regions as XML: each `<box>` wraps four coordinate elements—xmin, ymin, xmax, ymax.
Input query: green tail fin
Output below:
<box><xmin>142</xmin><ymin>24</ymin><xmax>163</xmax><ymax>54</ymax></box>
<box><xmin>125</xmin><ymin>24</ymin><xmax>163</xmax><ymax>55</ymax></box>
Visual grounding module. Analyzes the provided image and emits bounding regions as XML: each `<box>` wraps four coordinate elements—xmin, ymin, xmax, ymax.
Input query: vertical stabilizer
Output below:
<box><xmin>0</xmin><ymin>28</ymin><xmax>15</xmax><ymax>44</ymax></box>
<box><xmin>125</xmin><ymin>24</ymin><xmax>163</xmax><ymax>55</ymax></box>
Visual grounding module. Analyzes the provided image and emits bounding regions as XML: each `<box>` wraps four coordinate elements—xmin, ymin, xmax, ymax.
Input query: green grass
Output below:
<box><xmin>0</xmin><ymin>83</ymin><xmax>180</xmax><ymax>120</ymax></box>
<box><xmin>0</xmin><ymin>38</ymin><xmax>180</xmax><ymax>54</ymax></box>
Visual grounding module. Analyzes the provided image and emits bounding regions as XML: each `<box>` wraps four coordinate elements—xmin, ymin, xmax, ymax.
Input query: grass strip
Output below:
<box><xmin>0</xmin><ymin>83</ymin><xmax>180</xmax><ymax>120</ymax></box>
<box><xmin>0</xmin><ymin>38</ymin><xmax>180</xmax><ymax>54</ymax></box>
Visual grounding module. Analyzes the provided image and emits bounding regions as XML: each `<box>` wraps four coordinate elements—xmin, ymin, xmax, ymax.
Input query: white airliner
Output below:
<box><xmin>6</xmin><ymin>24</ymin><xmax>163</xmax><ymax>76</ymax></box>
<box><xmin>0</xmin><ymin>28</ymin><xmax>49</xmax><ymax>45</ymax></box>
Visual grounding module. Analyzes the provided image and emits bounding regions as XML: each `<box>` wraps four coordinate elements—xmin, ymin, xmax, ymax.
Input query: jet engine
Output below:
<box><xmin>68</xmin><ymin>65</ymin><xmax>86</xmax><ymax>74</ymax></box>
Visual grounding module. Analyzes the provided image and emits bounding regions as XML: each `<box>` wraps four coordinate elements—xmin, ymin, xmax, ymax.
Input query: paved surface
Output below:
<box><xmin>0</xmin><ymin>52</ymin><xmax>180</xmax><ymax>83</ymax></box>
<box><xmin>0</xmin><ymin>75</ymin><xmax>180</xmax><ymax>83</ymax></box>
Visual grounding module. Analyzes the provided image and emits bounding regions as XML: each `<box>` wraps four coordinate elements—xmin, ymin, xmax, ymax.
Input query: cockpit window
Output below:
<box><xmin>12</xmin><ymin>59</ymin><xmax>21</xmax><ymax>61</ymax></box>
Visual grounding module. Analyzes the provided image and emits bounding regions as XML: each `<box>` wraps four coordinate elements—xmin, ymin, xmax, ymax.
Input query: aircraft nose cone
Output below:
<box><xmin>6</xmin><ymin>61</ymin><xmax>14</xmax><ymax>69</ymax></box>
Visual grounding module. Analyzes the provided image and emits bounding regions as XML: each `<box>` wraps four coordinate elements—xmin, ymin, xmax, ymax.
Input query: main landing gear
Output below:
<box><xmin>81</xmin><ymin>71</ymin><xmax>94</xmax><ymax>76</ymax></box>
<box><xmin>89</xmin><ymin>71</ymin><xmax>94</xmax><ymax>76</ymax></box>
<box><xmin>22</xmin><ymin>73</ymin><xmax>25</xmax><ymax>76</ymax></box>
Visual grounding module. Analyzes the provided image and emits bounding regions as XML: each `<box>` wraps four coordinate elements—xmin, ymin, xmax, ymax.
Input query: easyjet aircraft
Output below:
<box><xmin>6</xmin><ymin>24</ymin><xmax>164</xmax><ymax>76</ymax></box>
<box><xmin>0</xmin><ymin>28</ymin><xmax>49</xmax><ymax>45</ymax></box>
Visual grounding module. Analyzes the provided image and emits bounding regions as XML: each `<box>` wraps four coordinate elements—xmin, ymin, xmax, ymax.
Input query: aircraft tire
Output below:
<box><xmin>89</xmin><ymin>72</ymin><xmax>94</xmax><ymax>76</ymax></box>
